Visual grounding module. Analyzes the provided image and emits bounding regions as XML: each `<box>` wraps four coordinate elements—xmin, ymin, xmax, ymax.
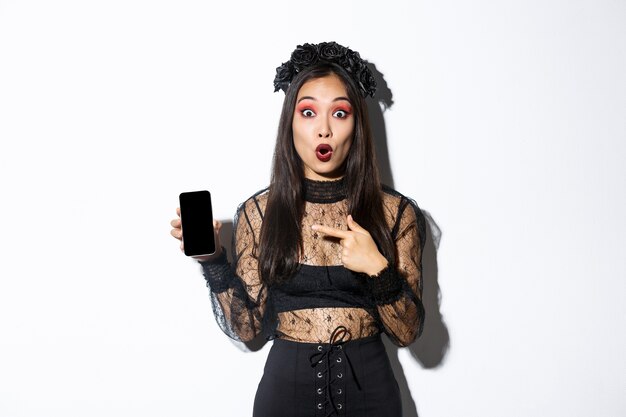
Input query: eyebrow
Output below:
<box><xmin>297</xmin><ymin>96</ymin><xmax>351</xmax><ymax>104</ymax></box>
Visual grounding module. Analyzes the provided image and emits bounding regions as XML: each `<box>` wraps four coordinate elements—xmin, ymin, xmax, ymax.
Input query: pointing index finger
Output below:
<box><xmin>311</xmin><ymin>224</ymin><xmax>351</xmax><ymax>240</ymax></box>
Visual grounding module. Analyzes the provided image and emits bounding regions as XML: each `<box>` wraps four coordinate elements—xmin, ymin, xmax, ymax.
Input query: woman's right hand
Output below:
<box><xmin>170</xmin><ymin>207</ymin><xmax>223</xmax><ymax>262</ymax></box>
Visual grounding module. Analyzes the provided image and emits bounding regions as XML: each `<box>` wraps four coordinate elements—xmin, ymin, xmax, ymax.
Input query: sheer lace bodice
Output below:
<box><xmin>200</xmin><ymin>177</ymin><xmax>426</xmax><ymax>346</ymax></box>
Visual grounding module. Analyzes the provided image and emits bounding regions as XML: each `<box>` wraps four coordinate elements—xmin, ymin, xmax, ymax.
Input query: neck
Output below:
<box><xmin>302</xmin><ymin>176</ymin><xmax>347</xmax><ymax>203</ymax></box>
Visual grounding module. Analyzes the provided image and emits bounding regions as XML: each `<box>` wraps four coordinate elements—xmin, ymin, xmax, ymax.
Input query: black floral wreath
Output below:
<box><xmin>273</xmin><ymin>41</ymin><xmax>377</xmax><ymax>98</ymax></box>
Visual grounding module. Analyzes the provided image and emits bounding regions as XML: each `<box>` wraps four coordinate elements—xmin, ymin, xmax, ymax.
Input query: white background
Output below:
<box><xmin>1</xmin><ymin>0</ymin><xmax>625</xmax><ymax>416</ymax></box>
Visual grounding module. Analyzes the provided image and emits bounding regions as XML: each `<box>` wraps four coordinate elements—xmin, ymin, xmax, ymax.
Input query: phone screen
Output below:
<box><xmin>179</xmin><ymin>190</ymin><xmax>216</xmax><ymax>257</ymax></box>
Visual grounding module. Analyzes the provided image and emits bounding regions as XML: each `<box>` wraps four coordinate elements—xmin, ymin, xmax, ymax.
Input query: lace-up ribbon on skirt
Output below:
<box><xmin>252</xmin><ymin>328</ymin><xmax>402</xmax><ymax>417</ymax></box>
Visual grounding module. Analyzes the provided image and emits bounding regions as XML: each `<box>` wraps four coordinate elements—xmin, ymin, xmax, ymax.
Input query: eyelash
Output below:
<box><xmin>334</xmin><ymin>109</ymin><xmax>350</xmax><ymax>118</ymax></box>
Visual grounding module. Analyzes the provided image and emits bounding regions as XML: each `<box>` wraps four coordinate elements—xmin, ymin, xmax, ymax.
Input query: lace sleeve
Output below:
<box><xmin>198</xmin><ymin>196</ymin><xmax>267</xmax><ymax>342</ymax></box>
<box><xmin>366</xmin><ymin>197</ymin><xmax>426</xmax><ymax>347</ymax></box>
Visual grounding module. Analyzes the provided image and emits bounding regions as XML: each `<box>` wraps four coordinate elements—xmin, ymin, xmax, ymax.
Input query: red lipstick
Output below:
<box><xmin>315</xmin><ymin>144</ymin><xmax>333</xmax><ymax>162</ymax></box>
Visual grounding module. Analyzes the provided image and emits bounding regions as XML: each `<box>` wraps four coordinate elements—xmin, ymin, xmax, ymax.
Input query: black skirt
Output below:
<box><xmin>253</xmin><ymin>328</ymin><xmax>402</xmax><ymax>417</ymax></box>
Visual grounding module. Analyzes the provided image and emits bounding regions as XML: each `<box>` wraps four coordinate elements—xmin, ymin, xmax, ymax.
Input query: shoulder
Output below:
<box><xmin>381</xmin><ymin>185</ymin><xmax>426</xmax><ymax>243</ymax></box>
<box><xmin>234</xmin><ymin>186</ymin><xmax>270</xmax><ymax>226</ymax></box>
<box><xmin>239</xmin><ymin>187</ymin><xmax>269</xmax><ymax>213</ymax></box>
<box><xmin>381</xmin><ymin>184</ymin><xmax>424</xmax><ymax>216</ymax></box>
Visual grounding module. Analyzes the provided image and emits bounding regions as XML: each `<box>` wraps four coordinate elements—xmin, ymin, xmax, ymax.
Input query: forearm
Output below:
<box><xmin>365</xmin><ymin>265</ymin><xmax>425</xmax><ymax>346</ymax></box>
<box><xmin>199</xmin><ymin>248</ymin><xmax>265</xmax><ymax>342</ymax></box>
<box><xmin>198</xmin><ymin>246</ymin><xmax>232</xmax><ymax>293</ymax></box>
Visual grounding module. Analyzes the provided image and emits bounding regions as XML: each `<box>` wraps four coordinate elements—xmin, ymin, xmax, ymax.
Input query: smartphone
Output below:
<box><xmin>179</xmin><ymin>190</ymin><xmax>216</xmax><ymax>257</ymax></box>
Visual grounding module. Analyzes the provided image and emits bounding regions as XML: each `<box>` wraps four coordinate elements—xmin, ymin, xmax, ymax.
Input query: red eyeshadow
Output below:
<box><xmin>335</xmin><ymin>103</ymin><xmax>352</xmax><ymax>112</ymax></box>
<box><xmin>296</xmin><ymin>103</ymin><xmax>316</xmax><ymax>112</ymax></box>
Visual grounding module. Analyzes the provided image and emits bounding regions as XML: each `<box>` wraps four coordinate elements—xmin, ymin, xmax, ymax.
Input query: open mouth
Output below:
<box><xmin>315</xmin><ymin>144</ymin><xmax>333</xmax><ymax>162</ymax></box>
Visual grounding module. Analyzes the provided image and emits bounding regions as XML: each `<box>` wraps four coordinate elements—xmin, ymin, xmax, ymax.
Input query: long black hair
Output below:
<box><xmin>259</xmin><ymin>62</ymin><xmax>395</xmax><ymax>285</ymax></box>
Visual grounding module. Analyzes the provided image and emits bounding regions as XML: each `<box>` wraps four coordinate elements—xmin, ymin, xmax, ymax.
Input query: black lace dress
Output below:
<box><xmin>200</xmin><ymin>177</ymin><xmax>426</xmax><ymax>417</ymax></box>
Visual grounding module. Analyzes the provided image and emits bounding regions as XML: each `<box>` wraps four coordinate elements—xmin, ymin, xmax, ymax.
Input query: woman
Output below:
<box><xmin>170</xmin><ymin>41</ymin><xmax>426</xmax><ymax>417</ymax></box>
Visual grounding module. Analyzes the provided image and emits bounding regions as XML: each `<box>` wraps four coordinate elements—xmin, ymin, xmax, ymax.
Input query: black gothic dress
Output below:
<box><xmin>200</xmin><ymin>177</ymin><xmax>426</xmax><ymax>417</ymax></box>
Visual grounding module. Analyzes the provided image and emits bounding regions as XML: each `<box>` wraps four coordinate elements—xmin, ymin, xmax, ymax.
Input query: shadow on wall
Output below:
<box><xmin>367</xmin><ymin>62</ymin><xmax>450</xmax><ymax>417</ymax></box>
<box><xmin>212</xmin><ymin>62</ymin><xmax>450</xmax><ymax>417</ymax></box>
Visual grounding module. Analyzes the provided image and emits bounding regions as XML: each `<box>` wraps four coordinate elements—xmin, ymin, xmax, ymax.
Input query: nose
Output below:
<box><xmin>318</xmin><ymin>119</ymin><xmax>332</xmax><ymax>139</ymax></box>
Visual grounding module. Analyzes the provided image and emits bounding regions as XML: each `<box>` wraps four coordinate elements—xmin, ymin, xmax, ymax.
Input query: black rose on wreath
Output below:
<box><xmin>273</xmin><ymin>60</ymin><xmax>295</xmax><ymax>93</ymax></box>
<box><xmin>358</xmin><ymin>66</ymin><xmax>377</xmax><ymax>98</ymax></box>
<box><xmin>318</xmin><ymin>41</ymin><xmax>346</xmax><ymax>61</ymax></box>
<box><xmin>342</xmin><ymin>50</ymin><xmax>364</xmax><ymax>75</ymax></box>
<box><xmin>290</xmin><ymin>43</ymin><xmax>319</xmax><ymax>72</ymax></box>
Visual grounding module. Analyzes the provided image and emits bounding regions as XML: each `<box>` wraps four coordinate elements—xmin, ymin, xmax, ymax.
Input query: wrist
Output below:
<box><xmin>365</xmin><ymin>254</ymin><xmax>389</xmax><ymax>277</ymax></box>
<box><xmin>195</xmin><ymin>246</ymin><xmax>225</xmax><ymax>264</ymax></box>
<box><xmin>364</xmin><ymin>262</ymin><xmax>403</xmax><ymax>304</ymax></box>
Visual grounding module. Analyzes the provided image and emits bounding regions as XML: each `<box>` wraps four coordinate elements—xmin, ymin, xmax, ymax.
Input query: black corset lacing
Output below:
<box><xmin>308</xmin><ymin>326</ymin><xmax>362</xmax><ymax>416</ymax></box>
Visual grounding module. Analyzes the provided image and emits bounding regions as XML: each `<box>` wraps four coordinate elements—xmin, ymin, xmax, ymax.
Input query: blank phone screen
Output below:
<box><xmin>179</xmin><ymin>190</ymin><xmax>216</xmax><ymax>256</ymax></box>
